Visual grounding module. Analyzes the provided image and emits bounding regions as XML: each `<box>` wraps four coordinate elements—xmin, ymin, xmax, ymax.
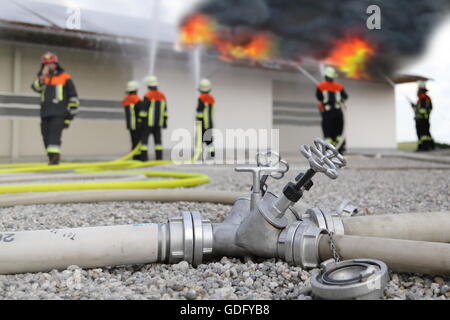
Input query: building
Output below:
<box><xmin>0</xmin><ymin>0</ymin><xmax>411</xmax><ymax>161</ymax></box>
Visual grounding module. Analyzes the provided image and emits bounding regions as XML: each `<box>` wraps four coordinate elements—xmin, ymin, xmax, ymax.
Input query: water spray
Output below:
<box><xmin>149</xmin><ymin>0</ymin><xmax>161</xmax><ymax>76</ymax></box>
<box><xmin>191</xmin><ymin>45</ymin><xmax>203</xmax><ymax>89</ymax></box>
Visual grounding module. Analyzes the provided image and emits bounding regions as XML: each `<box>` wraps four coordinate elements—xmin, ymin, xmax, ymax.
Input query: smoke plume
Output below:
<box><xmin>189</xmin><ymin>0</ymin><xmax>450</xmax><ymax>77</ymax></box>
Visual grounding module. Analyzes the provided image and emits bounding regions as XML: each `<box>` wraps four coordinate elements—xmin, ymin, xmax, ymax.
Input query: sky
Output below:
<box><xmin>31</xmin><ymin>0</ymin><xmax>450</xmax><ymax>143</ymax></box>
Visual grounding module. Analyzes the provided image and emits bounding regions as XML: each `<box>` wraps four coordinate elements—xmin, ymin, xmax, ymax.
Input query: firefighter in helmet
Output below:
<box><xmin>316</xmin><ymin>66</ymin><xmax>349</xmax><ymax>153</ymax></box>
<box><xmin>139</xmin><ymin>76</ymin><xmax>168</xmax><ymax>161</ymax></box>
<box><xmin>122</xmin><ymin>81</ymin><xmax>143</xmax><ymax>160</ymax></box>
<box><xmin>411</xmin><ymin>80</ymin><xmax>435</xmax><ymax>152</ymax></box>
<box><xmin>31</xmin><ymin>52</ymin><xmax>80</xmax><ymax>165</ymax></box>
<box><xmin>196</xmin><ymin>79</ymin><xmax>216</xmax><ymax>158</ymax></box>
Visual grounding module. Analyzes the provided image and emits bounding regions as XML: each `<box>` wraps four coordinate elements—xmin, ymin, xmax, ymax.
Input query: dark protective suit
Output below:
<box><xmin>139</xmin><ymin>89</ymin><xmax>168</xmax><ymax>161</ymax></box>
<box><xmin>413</xmin><ymin>92</ymin><xmax>435</xmax><ymax>151</ymax></box>
<box><xmin>122</xmin><ymin>92</ymin><xmax>143</xmax><ymax>160</ymax></box>
<box><xmin>196</xmin><ymin>92</ymin><xmax>216</xmax><ymax>157</ymax></box>
<box><xmin>31</xmin><ymin>67</ymin><xmax>79</xmax><ymax>162</ymax></box>
<box><xmin>316</xmin><ymin>79</ymin><xmax>349</xmax><ymax>151</ymax></box>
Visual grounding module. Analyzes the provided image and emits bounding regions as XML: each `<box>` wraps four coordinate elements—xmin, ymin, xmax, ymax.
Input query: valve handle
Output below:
<box><xmin>300</xmin><ymin>138</ymin><xmax>346</xmax><ymax>180</ymax></box>
<box><xmin>256</xmin><ymin>151</ymin><xmax>289</xmax><ymax>180</ymax></box>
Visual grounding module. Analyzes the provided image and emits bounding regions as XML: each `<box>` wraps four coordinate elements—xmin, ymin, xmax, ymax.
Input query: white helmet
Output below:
<box><xmin>126</xmin><ymin>81</ymin><xmax>139</xmax><ymax>93</ymax></box>
<box><xmin>199</xmin><ymin>78</ymin><xmax>212</xmax><ymax>92</ymax></box>
<box><xmin>146</xmin><ymin>75</ymin><xmax>159</xmax><ymax>87</ymax></box>
<box><xmin>324</xmin><ymin>66</ymin><xmax>338</xmax><ymax>79</ymax></box>
<box><xmin>418</xmin><ymin>80</ymin><xmax>428</xmax><ymax>90</ymax></box>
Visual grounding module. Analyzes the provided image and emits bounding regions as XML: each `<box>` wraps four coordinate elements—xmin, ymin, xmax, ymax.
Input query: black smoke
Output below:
<box><xmin>191</xmin><ymin>0</ymin><xmax>450</xmax><ymax>77</ymax></box>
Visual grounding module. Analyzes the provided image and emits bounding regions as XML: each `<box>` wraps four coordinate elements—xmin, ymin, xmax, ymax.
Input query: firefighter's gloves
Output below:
<box><xmin>69</xmin><ymin>107</ymin><xmax>79</xmax><ymax>116</ymax></box>
<box><xmin>163</xmin><ymin>122</ymin><xmax>168</xmax><ymax>129</ymax></box>
<box><xmin>64</xmin><ymin>119</ymin><xmax>72</xmax><ymax>129</ymax></box>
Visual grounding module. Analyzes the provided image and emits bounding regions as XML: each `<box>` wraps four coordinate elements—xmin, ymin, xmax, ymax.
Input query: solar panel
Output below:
<box><xmin>1</xmin><ymin>0</ymin><xmax>177</xmax><ymax>43</ymax></box>
<box><xmin>0</xmin><ymin>0</ymin><xmax>53</xmax><ymax>26</ymax></box>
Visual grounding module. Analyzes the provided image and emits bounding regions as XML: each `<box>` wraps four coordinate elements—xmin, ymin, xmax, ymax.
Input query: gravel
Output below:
<box><xmin>0</xmin><ymin>155</ymin><xmax>449</xmax><ymax>300</ymax></box>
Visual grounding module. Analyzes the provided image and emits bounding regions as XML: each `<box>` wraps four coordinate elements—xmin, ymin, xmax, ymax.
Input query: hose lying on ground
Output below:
<box><xmin>319</xmin><ymin>234</ymin><xmax>450</xmax><ymax>276</ymax></box>
<box><xmin>0</xmin><ymin>123</ymin><xmax>209</xmax><ymax>194</ymax></box>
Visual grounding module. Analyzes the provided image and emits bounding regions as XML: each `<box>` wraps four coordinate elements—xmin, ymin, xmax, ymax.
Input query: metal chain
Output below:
<box><xmin>327</xmin><ymin>231</ymin><xmax>341</xmax><ymax>262</ymax></box>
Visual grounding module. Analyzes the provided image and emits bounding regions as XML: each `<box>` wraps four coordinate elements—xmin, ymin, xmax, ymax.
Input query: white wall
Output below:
<box><xmin>343</xmin><ymin>79</ymin><xmax>397</xmax><ymax>149</ymax></box>
<box><xmin>271</xmin><ymin>70</ymin><xmax>397</xmax><ymax>151</ymax></box>
<box><xmin>272</xmin><ymin>77</ymin><xmax>322</xmax><ymax>153</ymax></box>
<box><xmin>0</xmin><ymin>117</ymin><xmax>130</xmax><ymax>159</ymax></box>
<box><xmin>133</xmin><ymin>57</ymin><xmax>273</xmax><ymax>150</ymax></box>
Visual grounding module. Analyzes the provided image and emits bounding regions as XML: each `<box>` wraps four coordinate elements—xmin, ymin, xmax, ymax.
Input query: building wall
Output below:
<box><xmin>0</xmin><ymin>117</ymin><xmax>130</xmax><ymax>159</ymax></box>
<box><xmin>272</xmin><ymin>78</ymin><xmax>323</xmax><ymax>154</ymax></box>
<box><xmin>270</xmin><ymin>71</ymin><xmax>397</xmax><ymax>152</ymax></box>
<box><xmin>0</xmin><ymin>41</ymin><xmax>135</xmax><ymax>159</ymax></box>
<box><xmin>0</xmin><ymin>41</ymin><xmax>274</xmax><ymax>159</ymax></box>
<box><xmin>342</xmin><ymin>79</ymin><xmax>397</xmax><ymax>149</ymax></box>
<box><xmin>133</xmin><ymin>56</ymin><xmax>274</xmax><ymax>150</ymax></box>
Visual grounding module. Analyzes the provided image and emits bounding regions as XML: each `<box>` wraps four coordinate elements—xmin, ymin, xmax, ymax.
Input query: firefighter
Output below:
<box><xmin>139</xmin><ymin>76</ymin><xmax>168</xmax><ymax>161</ymax></box>
<box><xmin>31</xmin><ymin>52</ymin><xmax>79</xmax><ymax>165</ymax></box>
<box><xmin>196</xmin><ymin>79</ymin><xmax>216</xmax><ymax>158</ymax></box>
<box><xmin>122</xmin><ymin>81</ymin><xmax>143</xmax><ymax>160</ymax></box>
<box><xmin>411</xmin><ymin>81</ymin><xmax>435</xmax><ymax>152</ymax></box>
<box><xmin>316</xmin><ymin>66</ymin><xmax>349</xmax><ymax>153</ymax></box>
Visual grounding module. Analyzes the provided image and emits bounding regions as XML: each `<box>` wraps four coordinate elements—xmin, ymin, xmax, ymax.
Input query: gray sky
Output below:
<box><xmin>32</xmin><ymin>0</ymin><xmax>450</xmax><ymax>143</ymax></box>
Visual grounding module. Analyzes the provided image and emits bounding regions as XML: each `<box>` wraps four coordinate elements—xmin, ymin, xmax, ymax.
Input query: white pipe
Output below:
<box><xmin>0</xmin><ymin>224</ymin><xmax>162</xmax><ymax>274</ymax></box>
<box><xmin>319</xmin><ymin>234</ymin><xmax>450</xmax><ymax>276</ymax></box>
<box><xmin>342</xmin><ymin>212</ymin><xmax>450</xmax><ymax>243</ymax></box>
<box><xmin>0</xmin><ymin>190</ymin><xmax>245</xmax><ymax>208</ymax></box>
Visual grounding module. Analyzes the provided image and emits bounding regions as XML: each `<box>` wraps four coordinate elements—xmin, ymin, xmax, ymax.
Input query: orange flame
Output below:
<box><xmin>325</xmin><ymin>37</ymin><xmax>375</xmax><ymax>79</ymax></box>
<box><xmin>180</xmin><ymin>14</ymin><xmax>216</xmax><ymax>46</ymax></box>
<box><xmin>214</xmin><ymin>33</ymin><xmax>275</xmax><ymax>62</ymax></box>
<box><xmin>179</xmin><ymin>14</ymin><xmax>276</xmax><ymax>62</ymax></box>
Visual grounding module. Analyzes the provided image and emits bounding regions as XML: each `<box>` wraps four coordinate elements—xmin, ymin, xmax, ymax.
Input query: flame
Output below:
<box><xmin>325</xmin><ymin>37</ymin><xmax>375</xmax><ymax>79</ymax></box>
<box><xmin>179</xmin><ymin>14</ymin><xmax>276</xmax><ymax>62</ymax></box>
<box><xmin>179</xmin><ymin>14</ymin><xmax>216</xmax><ymax>46</ymax></box>
<box><xmin>214</xmin><ymin>33</ymin><xmax>275</xmax><ymax>62</ymax></box>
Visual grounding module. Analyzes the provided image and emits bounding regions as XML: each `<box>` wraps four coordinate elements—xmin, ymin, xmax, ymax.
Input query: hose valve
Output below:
<box><xmin>282</xmin><ymin>138</ymin><xmax>346</xmax><ymax>204</ymax></box>
<box><xmin>235</xmin><ymin>151</ymin><xmax>289</xmax><ymax>211</ymax></box>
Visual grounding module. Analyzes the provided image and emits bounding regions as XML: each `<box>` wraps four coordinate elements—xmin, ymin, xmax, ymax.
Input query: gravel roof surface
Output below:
<box><xmin>0</xmin><ymin>155</ymin><xmax>449</xmax><ymax>300</ymax></box>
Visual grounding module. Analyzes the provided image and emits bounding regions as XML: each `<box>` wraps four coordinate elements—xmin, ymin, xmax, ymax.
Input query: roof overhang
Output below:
<box><xmin>392</xmin><ymin>74</ymin><xmax>433</xmax><ymax>84</ymax></box>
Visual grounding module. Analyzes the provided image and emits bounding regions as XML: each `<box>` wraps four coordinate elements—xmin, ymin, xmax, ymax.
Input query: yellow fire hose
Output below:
<box><xmin>0</xmin><ymin>122</ymin><xmax>209</xmax><ymax>194</ymax></box>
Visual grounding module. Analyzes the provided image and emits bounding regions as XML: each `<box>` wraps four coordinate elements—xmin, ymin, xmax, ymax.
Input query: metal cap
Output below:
<box><xmin>311</xmin><ymin>259</ymin><xmax>389</xmax><ymax>300</ymax></box>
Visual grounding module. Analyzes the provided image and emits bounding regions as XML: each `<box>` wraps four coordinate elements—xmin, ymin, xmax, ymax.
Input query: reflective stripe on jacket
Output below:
<box><xmin>31</xmin><ymin>71</ymin><xmax>79</xmax><ymax>118</ymax></box>
<box><xmin>316</xmin><ymin>81</ymin><xmax>348</xmax><ymax>112</ymax></box>
<box><xmin>140</xmin><ymin>90</ymin><xmax>168</xmax><ymax>128</ymax></box>
<box><xmin>196</xmin><ymin>93</ymin><xmax>216</xmax><ymax>130</ymax></box>
<box><xmin>415</xmin><ymin>94</ymin><xmax>432</xmax><ymax>120</ymax></box>
<box><xmin>122</xmin><ymin>93</ymin><xmax>142</xmax><ymax>131</ymax></box>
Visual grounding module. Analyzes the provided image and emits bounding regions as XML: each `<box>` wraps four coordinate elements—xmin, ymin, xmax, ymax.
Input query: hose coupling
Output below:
<box><xmin>166</xmin><ymin>211</ymin><xmax>213</xmax><ymax>266</ymax></box>
<box><xmin>278</xmin><ymin>220</ymin><xmax>327</xmax><ymax>269</ymax></box>
<box><xmin>305</xmin><ymin>208</ymin><xmax>345</xmax><ymax>235</ymax></box>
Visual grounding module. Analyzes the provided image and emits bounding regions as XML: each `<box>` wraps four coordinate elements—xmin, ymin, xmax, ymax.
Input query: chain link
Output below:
<box><xmin>327</xmin><ymin>231</ymin><xmax>341</xmax><ymax>262</ymax></box>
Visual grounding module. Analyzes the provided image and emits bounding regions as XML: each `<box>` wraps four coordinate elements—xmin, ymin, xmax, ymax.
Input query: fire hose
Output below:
<box><xmin>0</xmin><ymin>138</ymin><xmax>449</xmax><ymax>300</ymax></box>
<box><xmin>0</xmin><ymin>122</ymin><xmax>209</xmax><ymax>194</ymax></box>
